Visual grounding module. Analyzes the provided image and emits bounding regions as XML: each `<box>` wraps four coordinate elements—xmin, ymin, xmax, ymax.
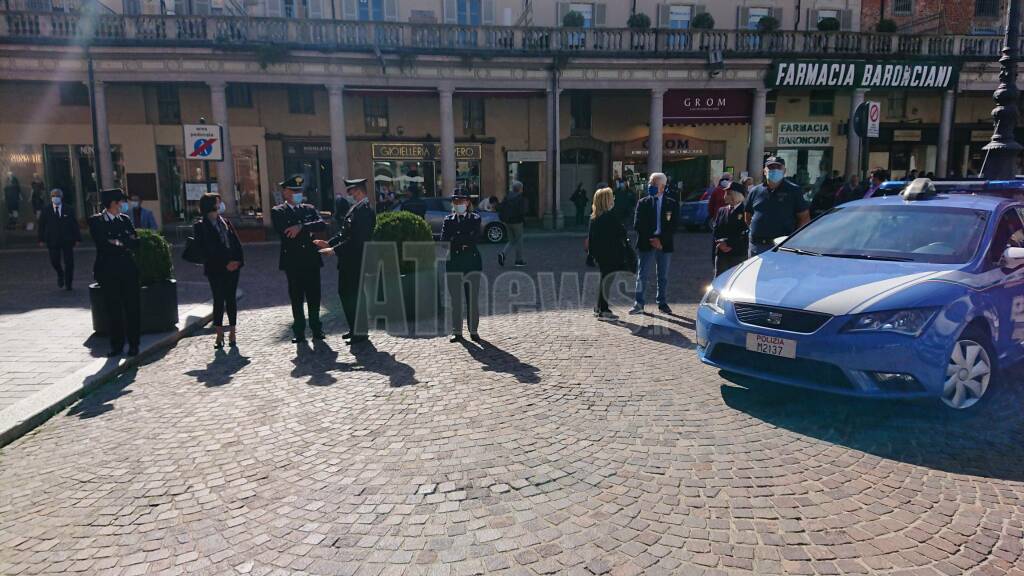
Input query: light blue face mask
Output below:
<box><xmin>454</xmin><ymin>204</ymin><xmax>468</xmax><ymax>215</ymax></box>
<box><xmin>767</xmin><ymin>169</ymin><xmax>785</xmax><ymax>184</ymax></box>
<box><xmin>119</xmin><ymin>202</ymin><xmax>129</xmax><ymax>212</ymax></box>
<box><xmin>217</xmin><ymin>201</ymin><xmax>226</xmax><ymax>214</ymax></box>
<box><xmin>51</xmin><ymin>196</ymin><xmax>61</xmax><ymax>206</ymax></box>
<box><xmin>291</xmin><ymin>193</ymin><xmax>304</xmax><ymax>204</ymax></box>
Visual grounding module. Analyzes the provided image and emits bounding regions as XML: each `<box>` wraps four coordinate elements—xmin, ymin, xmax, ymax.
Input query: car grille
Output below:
<box><xmin>709</xmin><ymin>344</ymin><xmax>855</xmax><ymax>391</ymax></box>
<box><xmin>733</xmin><ymin>303</ymin><xmax>831</xmax><ymax>334</ymax></box>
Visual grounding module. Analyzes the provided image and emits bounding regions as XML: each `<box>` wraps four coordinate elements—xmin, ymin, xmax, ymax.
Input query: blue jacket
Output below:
<box><xmin>128</xmin><ymin>206</ymin><xmax>158</xmax><ymax>230</ymax></box>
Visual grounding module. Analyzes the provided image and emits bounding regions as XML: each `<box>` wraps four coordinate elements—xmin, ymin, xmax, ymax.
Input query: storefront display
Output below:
<box><xmin>0</xmin><ymin>144</ymin><xmax>43</xmax><ymax>227</ymax></box>
<box><xmin>371</xmin><ymin>142</ymin><xmax>483</xmax><ymax>197</ymax></box>
<box><xmin>612</xmin><ymin>133</ymin><xmax>726</xmax><ymax>196</ymax></box>
<box><xmin>157</xmin><ymin>144</ymin><xmax>261</xmax><ymax>223</ymax></box>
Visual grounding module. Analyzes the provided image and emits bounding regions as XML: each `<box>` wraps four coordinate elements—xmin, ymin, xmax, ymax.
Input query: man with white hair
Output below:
<box><xmin>630</xmin><ymin>172</ymin><xmax>678</xmax><ymax>315</ymax></box>
<box><xmin>37</xmin><ymin>188</ymin><xmax>80</xmax><ymax>290</ymax></box>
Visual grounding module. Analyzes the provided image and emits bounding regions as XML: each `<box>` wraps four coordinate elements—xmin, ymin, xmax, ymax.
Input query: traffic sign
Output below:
<box><xmin>183</xmin><ymin>124</ymin><xmax>224</xmax><ymax>161</ymax></box>
<box><xmin>867</xmin><ymin>101</ymin><xmax>881</xmax><ymax>138</ymax></box>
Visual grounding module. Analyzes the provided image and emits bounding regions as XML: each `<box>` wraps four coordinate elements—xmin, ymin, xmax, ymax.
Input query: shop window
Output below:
<box><xmin>809</xmin><ymin>90</ymin><xmax>834</xmax><ymax>116</ymax></box>
<box><xmin>233</xmin><ymin>146</ymin><xmax>262</xmax><ymax>217</ymax></box>
<box><xmin>59</xmin><ymin>82</ymin><xmax>89</xmax><ymax>107</ymax></box>
<box><xmin>288</xmin><ymin>86</ymin><xmax>315</xmax><ymax>115</ymax></box>
<box><xmin>892</xmin><ymin>0</ymin><xmax>913</xmax><ymax>17</ymax></box>
<box><xmin>364</xmin><ymin>96</ymin><xmax>389</xmax><ymax>132</ymax></box>
<box><xmin>462</xmin><ymin>97</ymin><xmax>485</xmax><ymax>135</ymax></box>
<box><xmin>227</xmin><ymin>84</ymin><xmax>253</xmax><ymax>108</ymax></box>
<box><xmin>570</xmin><ymin>93</ymin><xmax>592</xmax><ymax>136</ymax></box>
<box><xmin>975</xmin><ymin>0</ymin><xmax>999</xmax><ymax>18</ymax></box>
<box><xmin>156</xmin><ymin>84</ymin><xmax>181</xmax><ymax>125</ymax></box>
<box><xmin>886</xmin><ymin>92</ymin><xmax>907</xmax><ymax>120</ymax></box>
<box><xmin>766</xmin><ymin>90</ymin><xmax>777</xmax><ymax>116</ymax></box>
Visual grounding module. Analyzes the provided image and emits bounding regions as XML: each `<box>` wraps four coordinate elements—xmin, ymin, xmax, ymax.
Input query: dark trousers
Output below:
<box><xmin>100</xmin><ymin>271</ymin><xmax>140</xmax><ymax>352</ymax></box>
<box><xmin>285</xmin><ymin>266</ymin><xmax>321</xmax><ymax>336</ymax></box>
<box><xmin>447</xmin><ymin>272</ymin><xmax>481</xmax><ymax>336</ymax></box>
<box><xmin>208</xmin><ymin>271</ymin><xmax>240</xmax><ymax>327</ymax></box>
<box><xmin>48</xmin><ymin>244</ymin><xmax>74</xmax><ymax>287</ymax></box>
<box><xmin>715</xmin><ymin>249</ymin><xmax>747</xmax><ymax>277</ymax></box>
<box><xmin>596</xmin><ymin>265</ymin><xmax>619</xmax><ymax>312</ymax></box>
<box><xmin>338</xmin><ymin>273</ymin><xmax>367</xmax><ymax>337</ymax></box>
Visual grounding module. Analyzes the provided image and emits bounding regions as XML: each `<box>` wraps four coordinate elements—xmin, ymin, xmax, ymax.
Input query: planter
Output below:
<box><xmin>89</xmin><ymin>279</ymin><xmax>179</xmax><ymax>336</ymax></box>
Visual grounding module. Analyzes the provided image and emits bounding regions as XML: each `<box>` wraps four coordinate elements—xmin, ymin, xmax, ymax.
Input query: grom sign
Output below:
<box><xmin>663</xmin><ymin>90</ymin><xmax>753</xmax><ymax>123</ymax></box>
<box><xmin>767</xmin><ymin>60</ymin><xmax>959</xmax><ymax>90</ymax></box>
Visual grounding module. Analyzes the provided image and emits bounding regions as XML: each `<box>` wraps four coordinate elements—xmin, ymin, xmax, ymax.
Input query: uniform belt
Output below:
<box><xmin>750</xmin><ymin>238</ymin><xmax>775</xmax><ymax>245</ymax></box>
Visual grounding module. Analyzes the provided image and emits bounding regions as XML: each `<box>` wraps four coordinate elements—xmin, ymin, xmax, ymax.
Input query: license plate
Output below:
<box><xmin>746</xmin><ymin>333</ymin><xmax>797</xmax><ymax>359</ymax></box>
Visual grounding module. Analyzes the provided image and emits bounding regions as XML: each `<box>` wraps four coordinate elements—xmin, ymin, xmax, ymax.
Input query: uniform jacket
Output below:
<box><xmin>634</xmin><ymin>193</ymin><xmax>679</xmax><ymax>253</ymax></box>
<box><xmin>38</xmin><ymin>204</ymin><xmax>81</xmax><ymax>248</ymax></box>
<box><xmin>328</xmin><ymin>199</ymin><xmax>375</xmax><ymax>275</ymax></box>
<box><xmin>441</xmin><ymin>211</ymin><xmax>483</xmax><ymax>273</ymax></box>
<box><xmin>88</xmin><ymin>212</ymin><xmax>139</xmax><ymax>281</ymax></box>
<box><xmin>712</xmin><ymin>205</ymin><xmax>748</xmax><ymax>254</ymax></box>
<box><xmin>271</xmin><ymin>202</ymin><xmax>326</xmax><ymax>271</ymax></box>
<box><xmin>194</xmin><ymin>216</ymin><xmax>244</xmax><ymax>277</ymax></box>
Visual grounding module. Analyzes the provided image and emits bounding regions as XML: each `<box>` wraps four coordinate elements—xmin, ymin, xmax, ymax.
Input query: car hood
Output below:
<box><xmin>720</xmin><ymin>251</ymin><xmax>965</xmax><ymax>316</ymax></box>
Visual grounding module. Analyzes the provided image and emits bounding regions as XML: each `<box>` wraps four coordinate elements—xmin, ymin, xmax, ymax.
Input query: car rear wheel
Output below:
<box><xmin>942</xmin><ymin>329</ymin><xmax>994</xmax><ymax>410</ymax></box>
<box><xmin>485</xmin><ymin>223</ymin><xmax>506</xmax><ymax>244</ymax></box>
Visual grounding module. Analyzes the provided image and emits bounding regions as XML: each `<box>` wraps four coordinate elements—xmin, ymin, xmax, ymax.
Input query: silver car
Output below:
<box><xmin>393</xmin><ymin>198</ymin><xmax>507</xmax><ymax>243</ymax></box>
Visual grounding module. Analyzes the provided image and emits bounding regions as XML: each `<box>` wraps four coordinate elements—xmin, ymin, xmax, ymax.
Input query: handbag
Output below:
<box><xmin>182</xmin><ymin>222</ymin><xmax>205</xmax><ymax>264</ymax></box>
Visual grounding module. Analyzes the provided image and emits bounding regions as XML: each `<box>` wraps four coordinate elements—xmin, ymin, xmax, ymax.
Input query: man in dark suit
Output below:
<box><xmin>630</xmin><ymin>172</ymin><xmax>678</xmax><ymax>315</ymax></box>
<box><xmin>315</xmin><ymin>178</ymin><xmax>376</xmax><ymax>345</ymax></box>
<box><xmin>37</xmin><ymin>188</ymin><xmax>80</xmax><ymax>290</ymax></box>
<box><xmin>88</xmin><ymin>188</ymin><xmax>141</xmax><ymax>357</ymax></box>
<box><xmin>271</xmin><ymin>174</ymin><xmax>327</xmax><ymax>343</ymax></box>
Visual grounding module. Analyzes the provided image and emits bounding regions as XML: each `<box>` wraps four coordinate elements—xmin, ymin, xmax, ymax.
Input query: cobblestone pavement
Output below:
<box><xmin>3</xmin><ymin>235</ymin><xmax>1024</xmax><ymax>576</ymax></box>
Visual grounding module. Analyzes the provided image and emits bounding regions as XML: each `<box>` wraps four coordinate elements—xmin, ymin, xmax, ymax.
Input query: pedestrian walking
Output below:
<box><xmin>126</xmin><ymin>193</ymin><xmax>158</xmax><ymax>230</ymax></box>
<box><xmin>744</xmin><ymin>157</ymin><xmax>810</xmax><ymax>258</ymax></box>
<box><xmin>37</xmin><ymin>188</ymin><xmax>80</xmax><ymax>290</ymax></box>
<box><xmin>570</xmin><ymin>183</ymin><xmax>588</xmax><ymax>226</ymax></box>
<box><xmin>88</xmin><ymin>188</ymin><xmax>141</xmax><ymax>357</ymax></box>
<box><xmin>440</xmin><ymin>189</ymin><xmax>483</xmax><ymax>342</ymax></box>
<box><xmin>835</xmin><ymin>174</ymin><xmax>860</xmax><ymax>206</ymax></box>
<box><xmin>5</xmin><ymin>171</ymin><xmax>21</xmax><ymax>229</ymax></box>
<box><xmin>497</xmin><ymin>180</ymin><xmax>527</xmax><ymax>267</ymax></box>
<box><xmin>712</xmin><ymin>182</ymin><xmax>749</xmax><ymax>277</ymax></box>
<box><xmin>271</xmin><ymin>174</ymin><xmax>327</xmax><ymax>343</ymax></box>
<box><xmin>630</xmin><ymin>172</ymin><xmax>678</xmax><ymax>315</ymax></box>
<box><xmin>314</xmin><ymin>178</ymin><xmax>375</xmax><ymax>345</ymax></box>
<box><xmin>587</xmin><ymin>187</ymin><xmax>633</xmax><ymax>320</ymax></box>
<box><xmin>194</xmin><ymin>193</ymin><xmax>244</xmax><ymax>349</ymax></box>
<box><xmin>30</xmin><ymin>174</ymin><xmax>44</xmax><ymax>224</ymax></box>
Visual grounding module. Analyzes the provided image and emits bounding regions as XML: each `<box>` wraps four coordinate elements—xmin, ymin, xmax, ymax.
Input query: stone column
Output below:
<box><xmin>439</xmin><ymin>86</ymin><xmax>456</xmax><ymax>195</ymax></box>
<box><xmin>648</xmin><ymin>88</ymin><xmax>666</xmax><ymax>175</ymax></box>
<box><xmin>748</xmin><ymin>88</ymin><xmax>768</xmax><ymax>181</ymax></box>
<box><xmin>208</xmin><ymin>80</ymin><xmax>236</xmax><ymax>216</ymax></box>
<box><xmin>546</xmin><ymin>86</ymin><xmax>562</xmax><ymax>229</ymax></box>
<box><xmin>936</xmin><ymin>90</ymin><xmax>956</xmax><ymax>178</ymax></box>
<box><xmin>328</xmin><ymin>83</ymin><xmax>349</xmax><ymax>197</ymax></box>
<box><xmin>93</xmin><ymin>80</ymin><xmax>114</xmax><ymax>190</ymax></box>
<box><xmin>846</xmin><ymin>88</ymin><xmax>867</xmax><ymax>178</ymax></box>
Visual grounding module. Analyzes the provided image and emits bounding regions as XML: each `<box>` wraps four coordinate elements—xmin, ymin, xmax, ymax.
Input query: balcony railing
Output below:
<box><xmin>0</xmin><ymin>12</ymin><xmax>1015</xmax><ymax>60</ymax></box>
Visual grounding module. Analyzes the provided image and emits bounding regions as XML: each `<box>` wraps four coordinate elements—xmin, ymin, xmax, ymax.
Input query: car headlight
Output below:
<box><xmin>701</xmin><ymin>285</ymin><xmax>726</xmax><ymax>314</ymax></box>
<box><xmin>841</xmin><ymin>308</ymin><xmax>939</xmax><ymax>337</ymax></box>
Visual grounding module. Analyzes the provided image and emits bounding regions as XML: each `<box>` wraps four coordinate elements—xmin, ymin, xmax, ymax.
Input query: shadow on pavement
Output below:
<box><xmin>67</xmin><ymin>366</ymin><xmax>138</xmax><ymax>420</ymax></box>
<box><xmin>458</xmin><ymin>338</ymin><xmax>541</xmax><ymax>384</ymax></box>
<box><xmin>289</xmin><ymin>339</ymin><xmax>419</xmax><ymax>388</ymax></box>
<box><xmin>719</xmin><ymin>370</ymin><xmax>1024</xmax><ymax>482</ymax></box>
<box><xmin>185</xmin><ymin>347</ymin><xmax>252</xmax><ymax>387</ymax></box>
<box><xmin>609</xmin><ymin>318</ymin><xmax>694</xmax><ymax>350</ymax></box>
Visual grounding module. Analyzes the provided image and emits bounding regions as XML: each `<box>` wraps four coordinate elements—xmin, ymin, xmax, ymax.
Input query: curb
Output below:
<box><xmin>0</xmin><ymin>299</ymin><xmax>219</xmax><ymax>449</ymax></box>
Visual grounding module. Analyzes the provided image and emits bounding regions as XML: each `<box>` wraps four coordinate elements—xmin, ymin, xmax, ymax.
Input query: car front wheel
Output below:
<box><xmin>941</xmin><ymin>328</ymin><xmax>994</xmax><ymax>410</ymax></box>
<box><xmin>485</xmin><ymin>223</ymin><xmax>506</xmax><ymax>244</ymax></box>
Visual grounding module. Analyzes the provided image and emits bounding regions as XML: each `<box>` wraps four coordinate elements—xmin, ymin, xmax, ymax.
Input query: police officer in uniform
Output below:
<box><xmin>315</xmin><ymin>178</ymin><xmax>375</xmax><ymax>345</ymax></box>
<box><xmin>88</xmin><ymin>188</ymin><xmax>141</xmax><ymax>357</ymax></box>
<box><xmin>271</xmin><ymin>174</ymin><xmax>327</xmax><ymax>343</ymax></box>
<box><xmin>441</xmin><ymin>189</ymin><xmax>483</xmax><ymax>342</ymax></box>
<box><xmin>744</xmin><ymin>156</ymin><xmax>810</xmax><ymax>258</ymax></box>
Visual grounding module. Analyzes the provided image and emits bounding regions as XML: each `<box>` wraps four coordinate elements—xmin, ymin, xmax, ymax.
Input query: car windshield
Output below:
<box><xmin>684</xmin><ymin>190</ymin><xmax>706</xmax><ymax>202</ymax></box>
<box><xmin>781</xmin><ymin>204</ymin><xmax>989</xmax><ymax>264</ymax></box>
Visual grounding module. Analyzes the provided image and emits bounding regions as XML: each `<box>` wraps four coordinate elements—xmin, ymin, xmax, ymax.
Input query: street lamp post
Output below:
<box><xmin>980</xmin><ymin>0</ymin><xmax>1023</xmax><ymax>180</ymax></box>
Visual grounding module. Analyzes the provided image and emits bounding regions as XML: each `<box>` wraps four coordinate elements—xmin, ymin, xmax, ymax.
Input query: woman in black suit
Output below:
<box><xmin>712</xmin><ymin>182</ymin><xmax>749</xmax><ymax>277</ymax></box>
<box><xmin>587</xmin><ymin>187</ymin><xmax>631</xmax><ymax>319</ymax></box>
<box><xmin>195</xmin><ymin>193</ymin><xmax>244</xmax><ymax>348</ymax></box>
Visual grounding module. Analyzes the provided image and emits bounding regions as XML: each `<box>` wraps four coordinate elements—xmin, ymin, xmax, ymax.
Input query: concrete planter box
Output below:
<box><xmin>89</xmin><ymin>279</ymin><xmax>179</xmax><ymax>335</ymax></box>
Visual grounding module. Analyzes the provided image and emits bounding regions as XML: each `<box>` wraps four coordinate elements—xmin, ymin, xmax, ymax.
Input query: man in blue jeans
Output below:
<box><xmin>630</xmin><ymin>172</ymin><xmax>678</xmax><ymax>315</ymax></box>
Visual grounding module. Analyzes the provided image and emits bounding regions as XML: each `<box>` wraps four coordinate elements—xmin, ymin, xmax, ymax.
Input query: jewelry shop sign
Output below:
<box><xmin>372</xmin><ymin>142</ymin><xmax>482</xmax><ymax>161</ymax></box>
<box><xmin>777</xmin><ymin>122</ymin><xmax>832</xmax><ymax>147</ymax></box>
<box><xmin>767</xmin><ymin>60</ymin><xmax>958</xmax><ymax>90</ymax></box>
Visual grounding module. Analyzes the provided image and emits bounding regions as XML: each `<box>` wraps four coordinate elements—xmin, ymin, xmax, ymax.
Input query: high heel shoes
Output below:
<box><xmin>214</xmin><ymin>326</ymin><xmax>225</xmax><ymax>349</ymax></box>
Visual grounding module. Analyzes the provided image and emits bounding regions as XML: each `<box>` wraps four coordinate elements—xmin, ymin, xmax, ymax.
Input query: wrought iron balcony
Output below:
<box><xmin>0</xmin><ymin>11</ymin><xmax>1015</xmax><ymax>61</ymax></box>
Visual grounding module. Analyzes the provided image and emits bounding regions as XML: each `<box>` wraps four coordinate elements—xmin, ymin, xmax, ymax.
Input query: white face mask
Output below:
<box><xmin>217</xmin><ymin>201</ymin><xmax>226</xmax><ymax>214</ymax></box>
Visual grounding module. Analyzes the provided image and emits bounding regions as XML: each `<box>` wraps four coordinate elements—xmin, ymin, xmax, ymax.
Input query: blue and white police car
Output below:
<box><xmin>697</xmin><ymin>179</ymin><xmax>1024</xmax><ymax>409</ymax></box>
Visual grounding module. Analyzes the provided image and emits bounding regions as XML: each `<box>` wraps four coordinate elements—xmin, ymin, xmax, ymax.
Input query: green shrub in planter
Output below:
<box><xmin>817</xmin><ymin>17</ymin><xmax>841</xmax><ymax>32</ymax></box>
<box><xmin>627</xmin><ymin>12</ymin><xmax>651</xmax><ymax>30</ymax></box>
<box><xmin>691</xmin><ymin>12</ymin><xmax>714</xmax><ymax>30</ymax></box>
<box><xmin>373</xmin><ymin>210</ymin><xmax>433</xmax><ymax>275</ymax></box>
<box><xmin>757</xmin><ymin>15</ymin><xmax>780</xmax><ymax>33</ymax></box>
<box><xmin>132</xmin><ymin>229</ymin><xmax>174</xmax><ymax>286</ymax></box>
<box><xmin>562</xmin><ymin>10</ymin><xmax>584</xmax><ymax>28</ymax></box>
<box><xmin>876</xmin><ymin>18</ymin><xmax>898</xmax><ymax>33</ymax></box>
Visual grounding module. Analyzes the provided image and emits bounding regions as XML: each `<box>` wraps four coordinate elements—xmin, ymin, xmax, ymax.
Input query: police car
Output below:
<box><xmin>697</xmin><ymin>179</ymin><xmax>1024</xmax><ymax>409</ymax></box>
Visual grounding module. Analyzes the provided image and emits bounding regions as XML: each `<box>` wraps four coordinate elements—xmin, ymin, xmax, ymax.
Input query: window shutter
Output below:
<box><xmin>737</xmin><ymin>6</ymin><xmax>748</xmax><ymax>28</ymax></box>
<box><xmin>482</xmin><ymin>0</ymin><xmax>495</xmax><ymax>24</ymax></box>
<box><xmin>307</xmin><ymin>0</ymin><xmax>322</xmax><ymax>19</ymax></box>
<box><xmin>265</xmin><ymin>0</ymin><xmax>282</xmax><ymax>16</ymax></box>
<box><xmin>557</xmin><ymin>2</ymin><xmax>568</xmax><ymax>24</ymax></box>
<box><xmin>173</xmin><ymin>0</ymin><xmax>185</xmax><ymax>14</ymax></box>
<box><xmin>657</xmin><ymin>3</ymin><xmax>669</xmax><ymax>27</ymax></box>
<box><xmin>443</xmin><ymin>0</ymin><xmax>457</xmax><ymax>23</ymax></box>
<box><xmin>594</xmin><ymin>3</ymin><xmax>606</xmax><ymax>26</ymax></box>
<box><xmin>384</xmin><ymin>0</ymin><xmax>398</xmax><ymax>21</ymax></box>
<box><xmin>340</xmin><ymin>0</ymin><xmax>355</xmax><ymax>19</ymax></box>
<box><xmin>193</xmin><ymin>0</ymin><xmax>210</xmax><ymax>14</ymax></box>
<box><xmin>694</xmin><ymin>4</ymin><xmax>705</xmax><ymax>16</ymax></box>
<box><xmin>840</xmin><ymin>9</ymin><xmax>852</xmax><ymax>30</ymax></box>
<box><xmin>771</xmin><ymin>7</ymin><xmax>782</xmax><ymax>26</ymax></box>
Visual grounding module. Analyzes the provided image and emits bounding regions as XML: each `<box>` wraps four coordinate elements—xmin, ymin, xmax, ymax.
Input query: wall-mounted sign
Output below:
<box><xmin>507</xmin><ymin>150</ymin><xmax>547</xmax><ymax>162</ymax></box>
<box><xmin>663</xmin><ymin>90</ymin><xmax>753</xmax><ymax>123</ymax></box>
<box><xmin>971</xmin><ymin>129</ymin><xmax>994</xmax><ymax>142</ymax></box>
<box><xmin>371</xmin><ymin>142</ymin><xmax>482</xmax><ymax>161</ymax></box>
<box><xmin>777</xmin><ymin>122</ymin><xmax>832</xmax><ymax>147</ymax></box>
<box><xmin>616</xmin><ymin>134</ymin><xmax>726</xmax><ymax>158</ymax></box>
<box><xmin>893</xmin><ymin>129</ymin><xmax>922</xmax><ymax>142</ymax></box>
<box><xmin>767</xmin><ymin>60</ymin><xmax>959</xmax><ymax>90</ymax></box>
<box><xmin>183</xmin><ymin>124</ymin><xmax>224</xmax><ymax>161</ymax></box>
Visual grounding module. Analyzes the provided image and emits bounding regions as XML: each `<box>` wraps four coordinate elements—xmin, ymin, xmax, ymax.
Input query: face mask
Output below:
<box><xmin>291</xmin><ymin>193</ymin><xmax>304</xmax><ymax>204</ymax></box>
<box><xmin>767</xmin><ymin>169</ymin><xmax>785</xmax><ymax>184</ymax></box>
<box><xmin>719</xmin><ymin>180</ymin><xmax>730</xmax><ymax>188</ymax></box>
<box><xmin>51</xmin><ymin>197</ymin><xmax>61</xmax><ymax>206</ymax></box>
<box><xmin>129</xmin><ymin>201</ymin><xmax>139</xmax><ymax>209</ymax></box>
<box><xmin>217</xmin><ymin>201</ymin><xmax>226</xmax><ymax>214</ymax></box>
<box><xmin>454</xmin><ymin>204</ymin><xmax>467</xmax><ymax>215</ymax></box>
<box><xmin>119</xmin><ymin>202</ymin><xmax>129</xmax><ymax>212</ymax></box>
<box><xmin>647</xmin><ymin>185</ymin><xmax>659</xmax><ymax>197</ymax></box>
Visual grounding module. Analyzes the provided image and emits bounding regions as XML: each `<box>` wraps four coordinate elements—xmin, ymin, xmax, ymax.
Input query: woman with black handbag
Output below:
<box><xmin>587</xmin><ymin>187</ymin><xmax>631</xmax><ymax>320</ymax></box>
<box><xmin>195</xmin><ymin>193</ymin><xmax>244</xmax><ymax>348</ymax></box>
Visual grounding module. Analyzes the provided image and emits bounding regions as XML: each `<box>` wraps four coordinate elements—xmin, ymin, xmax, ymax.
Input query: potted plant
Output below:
<box><xmin>372</xmin><ymin>210</ymin><xmax>438</xmax><ymax>323</ymax></box>
<box><xmin>691</xmin><ymin>12</ymin><xmax>714</xmax><ymax>30</ymax></box>
<box><xmin>757</xmin><ymin>15</ymin><xmax>780</xmax><ymax>33</ymax></box>
<box><xmin>562</xmin><ymin>10</ymin><xmax>584</xmax><ymax>28</ymax></box>
<box><xmin>877</xmin><ymin>18</ymin><xmax>898</xmax><ymax>33</ymax></box>
<box><xmin>817</xmin><ymin>16</ymin><xmax>841</xmax><ymax>32</ymax></box>
<box><xmin>89</xmin><ymin>229</ymin><xmax>179</xmax><ymax>335</ymax></box>
<box><xmin>627</xmin><ymin>12</ymin><xmax>651</xmax><ymax>30</ymax></box>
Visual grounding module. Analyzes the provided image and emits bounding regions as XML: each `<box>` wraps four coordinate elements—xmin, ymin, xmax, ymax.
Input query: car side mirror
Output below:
<box><xmin>1001</xmin><ymin>246</ymin><xmax>1024</xmax><ymax>269</ymax></box>
<box><xmin>773</xmin><ymin>236</ymin><xmax>788</xmax><ymax>247</ymax></box>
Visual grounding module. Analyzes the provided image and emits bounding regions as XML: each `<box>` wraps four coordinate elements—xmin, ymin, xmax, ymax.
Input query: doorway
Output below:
<box><xmin>560</xmin><ymin>148</ymin><xmax>602</xmax><ymax>221</ymax></box>
<box><xmin>664</xmin><ymin>156</ymin><xmax>710</xmax><ymax>199</ymax></box>
<box><xmin>507</xmin><ymin>160</ymin><xmax>540</xmax><ymax>218</ymax></box>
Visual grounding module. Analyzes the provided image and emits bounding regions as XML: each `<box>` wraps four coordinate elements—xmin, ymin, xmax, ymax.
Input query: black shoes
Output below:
<box><xmin>450</xmin><ymin>334</ymin><xmax>464</xmax><ymax>343</ymax></box>
<box><xmin>291</xmin><ymin>336</ymin><xmax>306</xmax><ymax>344</ymax></box>
<box><xmin>347</xmin><ymin>335</ymin><xmax>369</xmax><ymax>345</ymax></box>
<box><xmin>312</xmin><ymin>330</ymin><xmax>327</xmax><ymax>340</ymax></box>
<box><xmin>470</xmin><ymin>333</ymin><xmax>482</xmax><ymax>342</ymax></box>
<box><xmin>106</xmin><ymin>349</ymin><xmax>122</xmax><ymax>358</ymax></box>
<box><xmin>658</xmin><ymin>303</ymin><xmax>673</xmax><ymax>314</ymax></box>
<box><xmin>341</xmin><ymin>332</ymin><xmax>353</xmax><ymax>340</ymax></box>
